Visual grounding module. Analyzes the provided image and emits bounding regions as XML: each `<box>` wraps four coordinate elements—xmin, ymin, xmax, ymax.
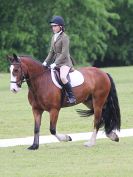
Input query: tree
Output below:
<box><xmin>103</xmin><ymin>0</ymin><xmax>133</xmax><ymax>66</ymax></box>
<box><xmin>0</xmin><ymin>0</ymin><xmax>120</xmax><ymax>71</ymax></box>
<box><xmin>51</xmin><ymin>0</ymin><xmax>119</xmax><ymax>65</ymax></box>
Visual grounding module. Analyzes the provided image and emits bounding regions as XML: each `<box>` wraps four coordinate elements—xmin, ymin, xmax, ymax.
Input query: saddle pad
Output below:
<box><xmin>51</xmin><ymin>69</ymin><xmax>84</xmax><ymax>89</ymax></box>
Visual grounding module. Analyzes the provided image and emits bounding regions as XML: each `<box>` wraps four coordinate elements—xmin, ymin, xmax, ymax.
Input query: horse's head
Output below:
<box><xmin>7</xmin><ymin>54</ymin><xmax>25</xmax><ymax>93</ymax></box>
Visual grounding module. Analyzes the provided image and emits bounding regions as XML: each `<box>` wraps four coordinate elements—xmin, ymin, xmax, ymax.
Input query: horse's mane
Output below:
<box><xmin>20</xmin><ymin>55</ymin><xmax>42</xmax><ymax>66</ymax></box>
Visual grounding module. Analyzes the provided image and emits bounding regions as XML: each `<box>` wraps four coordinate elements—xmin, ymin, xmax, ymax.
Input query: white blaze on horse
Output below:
<box><xmin>10</xmin><ymin>65</ymin><xmax>21</xmax><ymax>93</ymax></box>
<box><xmin>7</xmin><ymin>54</ymin><xmax>121</xmax><ymax>150</ymax></box>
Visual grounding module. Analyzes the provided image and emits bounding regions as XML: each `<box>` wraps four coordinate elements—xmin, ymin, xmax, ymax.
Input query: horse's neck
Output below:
<box><xmin>22</xmin><ymin>58</ymin><xmax>45</xmax><ymax>76</ymax></box>
<box><xmin>21</xmin><ymin>58</ymin><xmax>48</xmax><ymax>86</ymax></box>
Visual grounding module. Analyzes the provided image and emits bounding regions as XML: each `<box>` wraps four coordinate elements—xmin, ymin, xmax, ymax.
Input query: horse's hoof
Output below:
<box><xmin>27</xmin><ymin>144</ymin><xmax>39</xmax><ymax>150</ymax></box>
<box><xmin>114</xmin><ymin>136</ymin><xmax>119</xmax><ymax>142</ymax></box>
<box><xmin>66</xmin><ymin>135</ymin><xmax>72</xmax><ymax>141</ymax></box>
<box><xmin>68</xmin><ymin>136</ymin><xmax>72</xmax><ymax>141</ymax></box>
<box><xmin>84</xmin><ymin>142</ymin><xmax>95</xmax><ymax>148</ymax></box>
<box><xmin>106</xmin><ymin>132</ymin><xmax>119</xmax><ymax>142</ymax></box>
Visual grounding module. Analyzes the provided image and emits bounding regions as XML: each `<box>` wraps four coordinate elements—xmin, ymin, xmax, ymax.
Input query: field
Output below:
<box><xmin>0</xmin><ymin>66</ymin><xmax>133</xmax><ymax>177</ymax></box>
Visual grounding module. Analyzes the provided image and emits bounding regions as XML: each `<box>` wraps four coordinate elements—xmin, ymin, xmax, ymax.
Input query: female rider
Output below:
<box><xmin>43</xmin><ymin>16</ymin><xmax>76</xmax><ymax>104</ymax></box>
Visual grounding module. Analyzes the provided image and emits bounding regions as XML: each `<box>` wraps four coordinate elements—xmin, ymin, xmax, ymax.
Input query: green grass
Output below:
<box><xmin>0</xmin><ymin>66</ymin><xmax>133</xmax><ymax>177</ymax></box>
<box><xmin>0</xmin><ymin>137</ymin><xmax>133</xmax><ymax>177</ymax></box>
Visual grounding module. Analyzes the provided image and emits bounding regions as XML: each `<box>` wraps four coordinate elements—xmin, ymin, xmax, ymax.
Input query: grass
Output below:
<box><xmin>0</xmin><ymin>137</ymin><xmax>133</xmax><ymax>177</ymax></box>
<box><xmin>0</xmin><ymin>66</ymin><xmax>133</xmax><ymax>177</ymax></box>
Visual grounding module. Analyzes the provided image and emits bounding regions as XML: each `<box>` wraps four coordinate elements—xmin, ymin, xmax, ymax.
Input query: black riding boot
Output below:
<box><xmin>63</xmin><ymin>82</ymin><xmax>76</xmax><ymax>104</ymax></box>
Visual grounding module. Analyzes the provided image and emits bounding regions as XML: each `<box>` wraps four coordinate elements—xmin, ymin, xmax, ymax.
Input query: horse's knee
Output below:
<box><xmin>50</xmin><ymin>128</ymin><xmax>56</xmax><ymax>135</ymax></box>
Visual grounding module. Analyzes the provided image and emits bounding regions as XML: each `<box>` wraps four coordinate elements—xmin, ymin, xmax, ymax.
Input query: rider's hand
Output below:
<box><xmin>50</xmin><ymin>63</ymin><xmax>56</xmax><ymax>69</ymax></box>
<box><xmin>42</xmin><ymin>61</ymin><xmax>47</xmax><ymax>66</ymax></box>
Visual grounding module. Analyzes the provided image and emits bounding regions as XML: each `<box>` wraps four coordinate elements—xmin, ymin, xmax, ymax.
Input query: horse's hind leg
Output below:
<box><xmin>106</xmin><ymin>131</ymin><xmax>119</xmax><ymax>142</ymax></box>
<box><xmin>49</xmin><ymin>108</ymin><xmax>72</xmax><ymax>142</ymax></box>
<box><xmin>84</xmin><ymin>97</ymin><xmax>104</xmax><ymax>147</ymax></box>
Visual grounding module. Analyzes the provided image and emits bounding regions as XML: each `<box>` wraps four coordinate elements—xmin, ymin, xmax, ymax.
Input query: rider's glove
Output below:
<box><xmin>50</xmin><ymin>63</ymin><xmax>56</xmax><ymax>69</ymax></box>
<box><xmin>42</xmin><ymin>61</ymin><xmax>47</xmax><ymax>66</ymax></box>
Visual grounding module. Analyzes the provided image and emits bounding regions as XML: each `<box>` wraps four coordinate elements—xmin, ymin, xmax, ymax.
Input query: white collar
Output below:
<box><xmin>54</xmin><ymin>31</ymin><xmax>62</xmax><ymax>42</ymax></box>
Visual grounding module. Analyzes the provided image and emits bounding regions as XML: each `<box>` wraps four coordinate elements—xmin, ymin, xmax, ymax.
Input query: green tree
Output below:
<box><xmin>51</xmin><ymin>0</ymin><xmax>119</xmax><ymax>65</ymax></box>
<box><xmin>0</xmin><ymin>0</ymin><xmax>119</xmax><ymax>71</ymax></box>
<box><xmin>104</xmin><ymin>0</ymin><xmax>133</xmax><ymax>66</ymax></box>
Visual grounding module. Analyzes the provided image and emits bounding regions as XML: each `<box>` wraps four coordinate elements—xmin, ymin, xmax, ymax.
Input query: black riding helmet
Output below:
<box><xmin>50</xmin><ymin>16</ymin><xmax>65</xmax><ymax>26</ymax></box>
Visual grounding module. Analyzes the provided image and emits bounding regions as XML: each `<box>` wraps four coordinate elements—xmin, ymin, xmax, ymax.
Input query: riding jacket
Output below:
<box><xmin>45</xmin><ymin>32</ymin><xmax>73</xmax><ymax>68</ymax></box>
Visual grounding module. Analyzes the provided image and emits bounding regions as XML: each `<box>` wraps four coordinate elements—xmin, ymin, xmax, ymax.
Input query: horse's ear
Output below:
<box><xmin>13</xmin><ymin>53</ymin><xmax>20</xmax><ymax>62</ymax></box>
<box><xmin>7</xmin><ymin>55</ymin><xmax>14</xmax><ymax>63</ymax></box>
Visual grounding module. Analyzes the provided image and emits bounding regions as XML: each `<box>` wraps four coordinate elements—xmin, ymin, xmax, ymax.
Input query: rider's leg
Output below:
<box><xmin>60</xmin><ymin>65</ymin><xmax>76</xmax><ymax>104</ymax></box>
<box><xmin>60</xmin><ymin>65</ymin><xmax>70</xmax><ymax>84</ymax></box>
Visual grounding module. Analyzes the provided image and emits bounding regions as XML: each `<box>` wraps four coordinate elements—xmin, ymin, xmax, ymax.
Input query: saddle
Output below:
<box><xmin>51</xmin><ymin>68</ymin><xmax>84</xmax><ymax>89</ymax></box>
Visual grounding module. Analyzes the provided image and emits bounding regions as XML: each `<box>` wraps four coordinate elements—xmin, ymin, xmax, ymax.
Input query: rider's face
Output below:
<box><xmin>51</xmin><ymin>25</ymin><xmax>61</xmax><ymax>33</ymax></box>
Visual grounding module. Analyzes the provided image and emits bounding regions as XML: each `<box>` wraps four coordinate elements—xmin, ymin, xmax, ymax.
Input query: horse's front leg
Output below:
<box><xmin>49</xmin><ymin>108</ymin><xmax>72</xmax><ymax>142</ymax></box>
<box><xmin>28</xmin><ymin>108</ymin><xmax>43</xmax><ymax>150</ymax></box>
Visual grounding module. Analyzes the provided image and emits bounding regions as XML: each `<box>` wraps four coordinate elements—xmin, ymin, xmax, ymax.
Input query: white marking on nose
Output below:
<box><xmin>10</xmin><ymin>65</ymin><xmax>20</xmax><ymax>93</ymax></box>
<box><xmin>10</xmin><ymin>65</ymin><xmax>16</xmax><ymax>82</ymax></box>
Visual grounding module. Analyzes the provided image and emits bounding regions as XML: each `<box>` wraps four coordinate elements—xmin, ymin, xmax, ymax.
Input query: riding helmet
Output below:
<box><xmin>50</xmin><ymin>16</ymin><xmax>65</xmax><ymax>26</ymax></box>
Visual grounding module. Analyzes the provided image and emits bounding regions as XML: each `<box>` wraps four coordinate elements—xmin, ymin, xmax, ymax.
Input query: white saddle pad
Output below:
<box><xmin>51</xmin><ymin>69</ymin><xmax>84</xmax><ymax>89</ymax></box>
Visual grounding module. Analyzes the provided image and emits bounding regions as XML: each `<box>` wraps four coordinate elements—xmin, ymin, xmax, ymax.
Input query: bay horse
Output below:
<box><xmin>8</xmin><ymin>54</ymin><xmax>121</xmax><ymax>150</ymax></box>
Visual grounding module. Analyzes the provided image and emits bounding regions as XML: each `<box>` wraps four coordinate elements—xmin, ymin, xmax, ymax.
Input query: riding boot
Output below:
<box><xmin>63</xmin><ymin>82</ymin><xmax>76</xmax><ymax>104</ymax></box>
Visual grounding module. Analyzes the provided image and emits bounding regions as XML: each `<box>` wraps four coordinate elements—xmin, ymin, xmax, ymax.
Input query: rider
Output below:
<box><xmin>42</xmin><ymin>16</ymin><xmax>76</xmax><ymax>104</ymax></box>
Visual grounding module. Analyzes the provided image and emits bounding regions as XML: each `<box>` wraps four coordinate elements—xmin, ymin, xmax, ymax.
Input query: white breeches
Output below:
<box><xmin>60</xmin><ymin>65</ymin><xmax>70</xmax><ymax>84</ymax></box>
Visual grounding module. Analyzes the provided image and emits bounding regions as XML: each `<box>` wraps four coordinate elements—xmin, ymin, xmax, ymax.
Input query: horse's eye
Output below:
<box><xmin>14</xmin><ymin>69</ymin><xmax>18</xmax><ymax>73</ymax></box>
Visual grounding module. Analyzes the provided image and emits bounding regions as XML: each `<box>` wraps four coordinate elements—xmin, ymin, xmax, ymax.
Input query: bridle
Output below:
<box><xmin>10</xmin><ymin>63</ymin><xmax>26</xmax><ymax>88</ymax></box>
<box><xmin>10</xmin><ymin>61</ymin><xmax>50</xmax><ymax>88</ymax></box>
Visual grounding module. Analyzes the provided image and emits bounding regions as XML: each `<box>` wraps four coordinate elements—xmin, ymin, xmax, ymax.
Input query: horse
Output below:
<box><xmin>7</xmin><ymin>54</ymin><xmax>121</xmax><ymax>150</ymax></box>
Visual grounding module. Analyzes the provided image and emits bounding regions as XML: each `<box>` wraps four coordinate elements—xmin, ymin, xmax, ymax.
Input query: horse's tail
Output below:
<box><xmin>76</xmin><ymin>109</ymin><xmax>94</xmax><ymax>117</ymax></box>
<box><xmin>102</xmin><ymin>73</ymin><xmax>121</xmax><ymax>134</ymax></box>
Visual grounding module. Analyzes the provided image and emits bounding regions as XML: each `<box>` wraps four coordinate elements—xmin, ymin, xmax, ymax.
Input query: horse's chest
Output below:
<box><xmin>28</xmin><ymin>90</ymin><xmax>60</xmax><ymax>110</ymax></box>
